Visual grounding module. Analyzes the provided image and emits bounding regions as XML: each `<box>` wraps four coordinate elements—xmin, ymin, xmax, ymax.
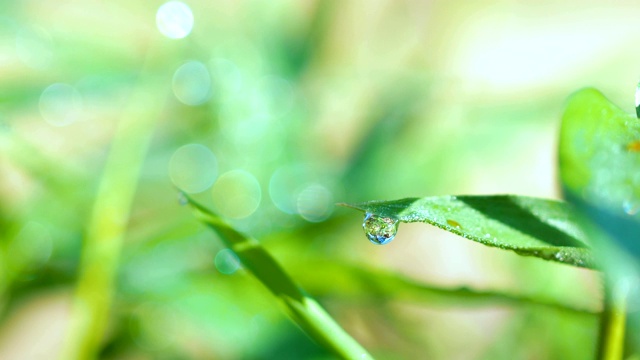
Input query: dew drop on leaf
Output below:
<box><xmin>362</xmin><ymin>213</ymin><xmax>398</xmax><ymax>245</ymax></box>
<box><xmin>446</xmin><ymin>219</ymin><xmax>461</xmax><ymax>228</ymax></box>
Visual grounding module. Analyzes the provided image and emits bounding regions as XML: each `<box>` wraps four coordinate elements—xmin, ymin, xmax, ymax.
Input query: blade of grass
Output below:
<box><xmin>290</xmin><ymin>259</ymin><xmax>599</xmax><ymax>317</ymax></box>
<box><xmin>184</xmin><ymin>195</ymin><xmax>373</xmax><ymax>360</ymax></box>
<box><xmin>59</xmin><ymin>47</ymin><xmax>169</xmax><ymax>360</ymax></box>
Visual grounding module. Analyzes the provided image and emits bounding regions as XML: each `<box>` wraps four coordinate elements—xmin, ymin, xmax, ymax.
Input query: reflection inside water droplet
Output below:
<box><xmin>362</xmin><ymin>213</ymin><xmax>398</xmax><ymax>245</ymax></box>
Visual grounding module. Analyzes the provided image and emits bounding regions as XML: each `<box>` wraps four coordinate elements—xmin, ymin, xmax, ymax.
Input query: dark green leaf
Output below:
<box><xmin>341</xmin><ymin>195</ymin><xmax>596</xmax><ymax>269</ymax></box>
<box><xmin>184</xmin><ymin>195</ymin><xmax>373</xmax><ymax>360</ymax></box>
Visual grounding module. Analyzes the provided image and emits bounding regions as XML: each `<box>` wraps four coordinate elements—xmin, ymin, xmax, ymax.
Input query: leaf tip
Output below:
<box><xmin>336</xmin><ymin>202</ymin><xmax>364</xmax><ymax>212</ymax></box>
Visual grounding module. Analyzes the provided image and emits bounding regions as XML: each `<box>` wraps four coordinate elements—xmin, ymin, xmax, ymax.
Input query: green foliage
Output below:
<box><xmin>559</xmin><ymin>87</ymin><xmax>640</xmax><ymax>360</ymax></box>
<box><xmin>184</xmin><ymin>195</ymin><xmax>373</xmax><ymax>360</ymax></box>
<box><xmin>342</xmin><ymin>196</ymin><xmax>595</xmax><ymax>268</ymax></box>
<box><xmin>559</xmin><ymin>88</ymin><xmax>640</xmax><ymax>257</ymax></box>
<box><xmin>2</xmin><ymin>2</ymin><xmax>638</xmax><ymax>359</ymax></box>
<box><xmin>292</xmin><ymin>259</ymin><xmax>597</xmax><ymax>316</ymax></box>
<box><xmin>339</xmin><ymin>86</ymin><xmax>640</xmax><ymax>359</ymax></box>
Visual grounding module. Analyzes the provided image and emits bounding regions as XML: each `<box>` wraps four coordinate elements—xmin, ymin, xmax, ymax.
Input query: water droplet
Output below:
<box><xmin>446</xmin><ymin>219</ymin><xmax>461</xmax><ymax>229</ymax></box>
<box><xmin>178</xmin><ymin>192</ymin><xmax>188</xmax><ymax>206</ymax></box>
<box><xmin>623</xmin><ymin>200</ymin><xmax>640</xmax><ymax>215</ymax></box>
<box><xmin>362</xmin><ymin>213</ymin><xmax>398</xmax><ymax>245</ymax></box>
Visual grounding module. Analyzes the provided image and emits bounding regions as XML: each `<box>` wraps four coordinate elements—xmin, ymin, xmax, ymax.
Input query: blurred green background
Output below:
<box><xmin>1</xmin><ymin>0</ymin><xmax>639</xmax><ymax>359</ymax></box>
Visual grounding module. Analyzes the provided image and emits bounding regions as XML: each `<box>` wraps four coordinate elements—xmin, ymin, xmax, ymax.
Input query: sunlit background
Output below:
<box><xmin>1</xmin><ymin>1</ymin><xmax>640</xmax><ymax>359</ymax></box>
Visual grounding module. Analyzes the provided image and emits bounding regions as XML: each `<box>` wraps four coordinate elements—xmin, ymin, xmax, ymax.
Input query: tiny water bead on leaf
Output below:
<box><xmin>342</xmin><ymin>196</ymin><xmax>596</xmax><ymax>268</ymax></box>
<box><xmin>446</xmin><ymin>219</ymin><xmax>462</xmax><ymax>228</ymax></box>
<box><xmin>362</xmin><ymin>213</ymin><xmax>399</xmax><ymax>245</ymax></box>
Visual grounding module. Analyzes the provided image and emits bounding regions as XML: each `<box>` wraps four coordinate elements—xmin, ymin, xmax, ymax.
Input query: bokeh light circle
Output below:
<box><xmin>296</xmin><ymin>183</ymin><xmax>333</xmax><ymax>222</ymax></box>
<box><xmin>269</xmin><ymin>165</ymin><xmax>311</xmax><ymax>214</ymax></box>
<box><xmin>156</xmin><ymin>1</ymin><xmax>194</xmax><ymax>39</ymax></box>
<box><xmin>215</xmin><ymin>248</ymin><xmax>241</xmax><ymax>275</ymax></box>
<box><xmin>169</xmin><ymin>144</ymin><xmax>218</xmax><ymax>193</ymax></box>
<box><xmin>172</xmin><ymin>60</ymin><xmax>211</xmax><ymax>106</ymax></box>
<box><xmin>39</xmin><ymin>83</ymin><xmax>83</xmax><ymax>126</ymax></box>
<box><xmin>211</xmin><ymin>170</ymin><xmax>261</xmax><ymax>219</ymax></box>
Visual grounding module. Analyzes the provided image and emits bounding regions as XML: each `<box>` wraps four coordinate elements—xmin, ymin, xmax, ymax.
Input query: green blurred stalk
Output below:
<box><xmin>60</xmin><ymin>49</ymin><xmax>168</xmax><ymax>360</ymax></box>
<box><xmin>186</xmin><ymin>197</ymin><xmax>374</xmax><ymax>360</ymax></box>
<box><xmin>598</xmin><ymin>279</ymin><xmax>628</xmax><ymax>360</ymax></box>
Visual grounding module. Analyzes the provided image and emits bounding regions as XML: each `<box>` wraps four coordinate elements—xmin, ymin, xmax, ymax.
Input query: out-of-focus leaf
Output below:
<box><xmin>341</xmin><ymin>195</ymin><xmax>596</xmax><ymax>268</ymax></box>
<box><xmin>184</xmin><ymin>195</ymin><xmax>373</xmax><ymax>360</ymax></box>
<box><xmin>559</xmin><ymin>88</ymin><xmax>640</xmax><ymax>257</ymax></box>
<box><xmin>292</xmin><ymin>259</ymin><xmax>598</xmax><ymax>316</ymax></box>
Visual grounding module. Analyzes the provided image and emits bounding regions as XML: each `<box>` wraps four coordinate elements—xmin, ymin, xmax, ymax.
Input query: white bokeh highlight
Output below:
<box><xmin>169</xmin><ymin>144</ymin><xmax>218</xmax><ymax>193</ymax></box>
<box><xmin>156</xmin><ymin>1</ymin><xmax>194</xmax><ymax>39</ymax></box>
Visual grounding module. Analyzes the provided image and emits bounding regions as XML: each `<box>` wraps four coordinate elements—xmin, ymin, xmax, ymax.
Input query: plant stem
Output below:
<box><xmin>59</xmin><ymin>47</ymin><xmax>168</xmax><ymax>360</ymax></box>
<box><xmin>597</xmin><ymin>277</ymin><xmax>628</xmax><ymax>360</ymax></box>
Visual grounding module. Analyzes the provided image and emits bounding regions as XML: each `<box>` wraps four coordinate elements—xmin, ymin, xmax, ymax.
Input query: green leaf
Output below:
<box><xmin>184</xmin><ymin>195</ymin><xmax>373</xmax><ymax>360</ymax></box>
<box><xmin>559</xmin><ymin>88</ymin><xmax>640</xmax><ymax>256</ymax></box>
<box><xmin>291</xmin><ymin>259</ymin><xmax>598</xmax><ymax>317</ymax></box>
<box><xmin>341</xmin><ymin>195</ymin><xmax>596</xmax><ymax>269</ymax></box>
